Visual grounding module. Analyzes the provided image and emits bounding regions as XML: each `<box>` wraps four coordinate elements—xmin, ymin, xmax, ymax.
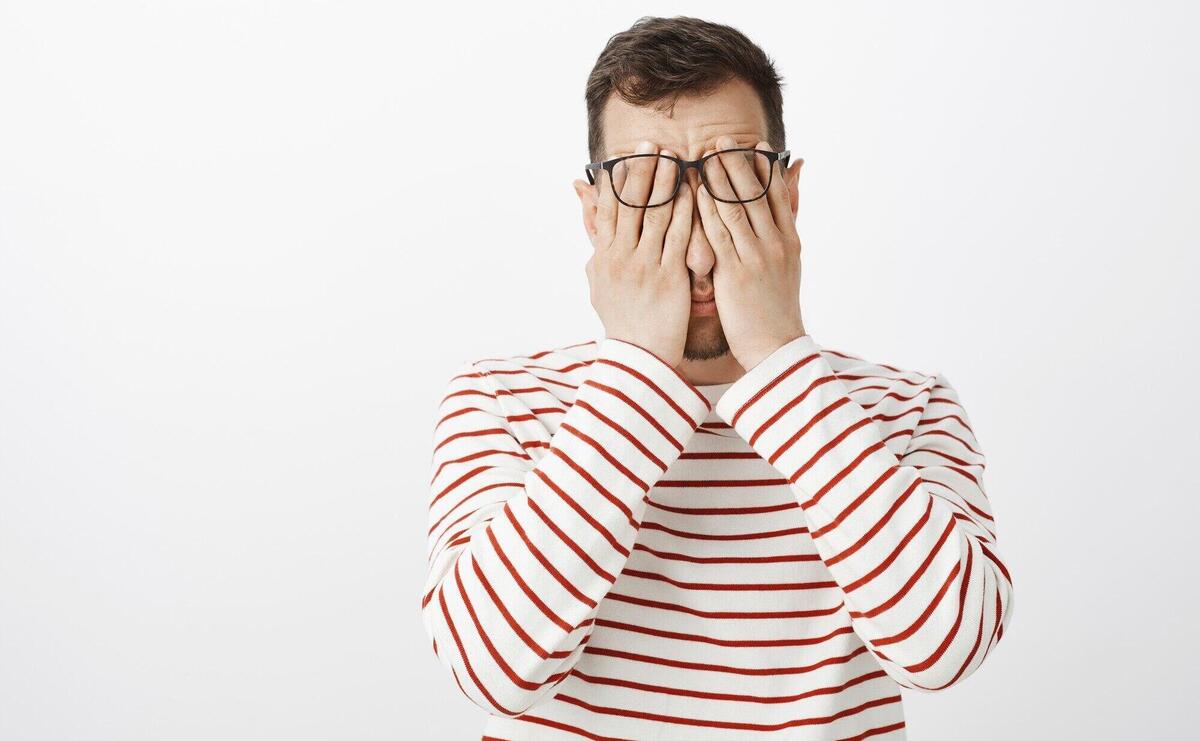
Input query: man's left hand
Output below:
<box><xmin>698</xmin><ymin>134</ymin><xmax>807</xmax><ymax>372</ymax></box>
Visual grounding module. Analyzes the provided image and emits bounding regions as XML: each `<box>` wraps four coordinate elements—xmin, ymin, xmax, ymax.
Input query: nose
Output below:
<box><xmin>682</xmin><ymin>173</ymin><xmax>715</xmax><ymax>280</ymax></box>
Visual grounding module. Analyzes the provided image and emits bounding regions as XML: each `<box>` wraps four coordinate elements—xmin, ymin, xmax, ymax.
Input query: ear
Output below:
<box><xmin>573</xmin><ymin>178</ymin><xmax>600</xmax><ymax>244</ymax></box>
<box><xmin>784</xmin><ymin>159</ymin><xmax>803</xmax><ymax>219</ymax></box>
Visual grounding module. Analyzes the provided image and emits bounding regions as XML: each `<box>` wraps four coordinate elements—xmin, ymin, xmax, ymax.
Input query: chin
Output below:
<box><xmin>683</xmin><ymin>317</ymin><xmax>731</xmax><ymax>362</ymax></box>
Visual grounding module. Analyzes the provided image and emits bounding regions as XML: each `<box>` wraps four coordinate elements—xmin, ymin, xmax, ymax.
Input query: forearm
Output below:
<box><xmin>716</xmin><ymin>333</ymin><xmax>1014</xmax><ymax>689</ymax></box>
<box><xmin>422</xmin><ymin>337</ymin><xmax>711</xmax><ymax>714</ymax></box>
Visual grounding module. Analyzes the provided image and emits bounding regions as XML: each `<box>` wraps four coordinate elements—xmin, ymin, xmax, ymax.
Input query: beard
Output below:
<box><xmin>683</xmin><ymin>314</ymin><xmax>731</xmax><ymax>361</ymax></box>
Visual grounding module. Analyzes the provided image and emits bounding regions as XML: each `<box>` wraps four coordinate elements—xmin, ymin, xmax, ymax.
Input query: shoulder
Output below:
<box><xmin>450</xmin><ymin>336</ymin><xmax>602</xmax><ymax>403</ymax></box>
<box><xmin>816</xmin><ymin>337</ymin><xmax>982</xmax><ymax>453</ymax></box>
<box><xmin>813</xmin><ymin>337</ymin><xmax>939</xmax><ymax>394</ymax></box>
<box><xmin>814</xmin><ymin>337</ymin><xmax>960</xmax><ymax>443</ymax></box>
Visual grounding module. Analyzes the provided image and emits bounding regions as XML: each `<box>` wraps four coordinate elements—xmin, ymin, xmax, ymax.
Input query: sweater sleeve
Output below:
<box><xmin>421</xmin><ymin>338</ymin><xmax>712</xmax><ymax>716</ymax></box>
<box><xmin>714</xmin><ymin>333</ymin><xmax>1014</xmax><ymax>691</ymax></box>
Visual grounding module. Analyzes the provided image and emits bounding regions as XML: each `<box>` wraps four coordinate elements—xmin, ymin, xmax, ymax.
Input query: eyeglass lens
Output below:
<box><xmin>609</xmin><ymin>150</ymin><xmax>772</xmax><ymax>207</ymax></box>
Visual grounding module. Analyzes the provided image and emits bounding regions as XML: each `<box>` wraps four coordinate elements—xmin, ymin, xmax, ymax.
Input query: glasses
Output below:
<box><xmin>584</xmin><ymin>147</ymin><xmax>791</xmax><ymax>208</ymax></box>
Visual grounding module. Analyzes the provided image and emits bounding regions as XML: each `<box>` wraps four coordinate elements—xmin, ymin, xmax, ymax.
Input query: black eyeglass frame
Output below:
<box><xmin>584</xmin><ymin>148</ymin><xmax>792</xmax><ymax>208</ymax></box>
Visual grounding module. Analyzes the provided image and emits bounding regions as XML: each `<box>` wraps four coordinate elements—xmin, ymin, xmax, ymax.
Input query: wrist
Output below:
<box><xmin>737</xmin><ymin>328</ymin><xmax>807</xmax><ymax>372</ymax></box>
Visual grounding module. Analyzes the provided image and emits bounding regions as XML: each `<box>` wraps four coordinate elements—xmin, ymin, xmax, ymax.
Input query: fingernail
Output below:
<box><xmin>636</xmin><ymin>140</ymin><xmax>655</xmax><ymax>154</ymax></box>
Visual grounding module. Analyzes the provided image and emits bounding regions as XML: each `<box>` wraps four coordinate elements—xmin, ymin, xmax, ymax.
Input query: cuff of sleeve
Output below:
<box><xmin>594</xmin><ymin>337</ymin><xmax>712</xmax><ymax>432</ymax></box>
<box><xmin>715</xmin><ymin>333</ymin><xmax>823</xmax><ymax>428</ymax></box>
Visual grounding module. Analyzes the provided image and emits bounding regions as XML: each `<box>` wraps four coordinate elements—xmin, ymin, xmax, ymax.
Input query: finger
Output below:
<box><xmin>594</xmin><ymin>166</ymin><xmax>618</xmax><ymax>248</ymax></box>
<box><xmin>763</xmin><ymin>141</ymin><xmax>793</xmax><ymax>234</ymax></box>
<box><xmin>613</xmin><ymin>140</ymin><xmax>658</xmax><ymax>250</ymax></box>
<box><xmin>637</xmin><ymin>148</ymin><xmax>681</xmax><ymax>260</ymax></box>
<box><xmin>662</xmin><ymin>164</ymin><xmax>692</xmax><ymax>265</ymax></box>
<box><xmin>697</xmin><ymin>182</ymin><xmax>739</xmax><ymax>265</ymax></box>
<box><xmin>714</xmin><ymin>135</ymin><xmax>775</xmax><ymax>237</ymax></box>
<box><xmin>704</xmin><ymin>153</ymin><xmax>757</xmax><ymax>247</ymax></box>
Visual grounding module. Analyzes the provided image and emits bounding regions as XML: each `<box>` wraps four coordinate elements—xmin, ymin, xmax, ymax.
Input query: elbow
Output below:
<box><xmin>421</xmin><ymin>604</ymin><xmax>573</xmax><ymax>718</ymax></box>
<box><xmin>883</xmin><ymin>580</ymin><xmax>1014</xmax><ymax>692</ymax></box>
<box><xmin>443</xmin><ymin>663</ymin><xmax>566</xmax><ymax>719</ymax></box>
<box><xmin>887</xmin><ymin>655</ymin><xmax>984</xmax><ymax>693</ymax></box>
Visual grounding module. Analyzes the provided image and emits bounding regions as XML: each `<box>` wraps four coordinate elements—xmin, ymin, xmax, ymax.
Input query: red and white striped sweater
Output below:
<box><xmin>422</xmin><ymin>333</ymin><xmax>1013</xmax><ymax>740</ymax></box>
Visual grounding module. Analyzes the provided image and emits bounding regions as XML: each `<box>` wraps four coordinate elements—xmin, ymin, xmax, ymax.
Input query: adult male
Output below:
<box><xmin>422</xmin><ymin>15</ymin><xmax>1012</xmax><ymax>740</ymax></box>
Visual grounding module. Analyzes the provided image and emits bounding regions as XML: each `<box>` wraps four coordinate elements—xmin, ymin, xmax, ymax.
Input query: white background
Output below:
<box><xmin>2</xmin><ymin>1</ymin><xmax>1197</xmax><ymax>739</ymax></box>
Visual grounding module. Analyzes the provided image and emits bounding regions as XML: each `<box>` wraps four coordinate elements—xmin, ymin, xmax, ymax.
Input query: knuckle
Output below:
<box><xmin>642</xmin><ymin>209</ymin><xmax>668</xmax><ymax>228</ymax></box>
<box><xmin>723</xmin><ymin>206</ymin><xmax>746</xmax><ymax>225</ymax></box>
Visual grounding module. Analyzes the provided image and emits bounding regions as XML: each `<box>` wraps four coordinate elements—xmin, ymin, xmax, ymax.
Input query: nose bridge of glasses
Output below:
<box><xmin>677</xmin><ymin>158</ymin><xmax>703</xmax><ymax>189</ymax></box>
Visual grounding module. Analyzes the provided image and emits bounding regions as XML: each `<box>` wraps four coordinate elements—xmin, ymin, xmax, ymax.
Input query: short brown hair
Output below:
<box><xmin>585</xmin><ymin>15</ymin><xmax>786</xmax><ymax>163</ymax></box>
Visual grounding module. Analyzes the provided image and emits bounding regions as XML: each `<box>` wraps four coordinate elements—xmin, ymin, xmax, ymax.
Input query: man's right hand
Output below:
<box><xmin>585</xmin><ymin>140</ymin><xmax>693</xmax><ymax>369</ymax></box>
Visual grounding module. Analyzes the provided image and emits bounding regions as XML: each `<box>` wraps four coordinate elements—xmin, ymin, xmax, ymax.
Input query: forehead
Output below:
<box><xmin>601</xmin><ymin>76</ymin><xmax>769</xmax><ymax>159</ymax></box>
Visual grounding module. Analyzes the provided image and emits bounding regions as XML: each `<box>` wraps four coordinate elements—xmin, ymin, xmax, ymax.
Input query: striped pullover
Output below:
<box><xmin>421</xmin><ymin>332</ymin><xmax>1013</xmax><ymax>740</ymax></box>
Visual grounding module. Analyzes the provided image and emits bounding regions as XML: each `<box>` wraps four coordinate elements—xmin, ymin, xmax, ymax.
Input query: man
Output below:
<box><xmin>421</xmin><ymin>15</ymin><xmax>1012</xmax><ymax>740</ymax></box>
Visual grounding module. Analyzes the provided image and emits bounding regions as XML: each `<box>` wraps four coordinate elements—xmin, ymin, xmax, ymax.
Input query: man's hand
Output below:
<box><xmin>697</xmin><ymin>134</ymin><xmax>807</xmax><ymax>371</ymax></box>
<box><xmin>585</xmin><ymin>140</ymin><xmax>694</xmax><ymax>368</ymax></box>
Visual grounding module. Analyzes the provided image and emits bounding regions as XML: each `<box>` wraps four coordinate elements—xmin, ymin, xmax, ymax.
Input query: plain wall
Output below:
<box><xmin>1</xmin><ymin>1</ymin><xmax>1197</xmax><ymax>738</ymax></box>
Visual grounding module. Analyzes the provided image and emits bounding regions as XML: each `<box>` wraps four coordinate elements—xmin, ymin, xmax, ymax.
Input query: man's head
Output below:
<box><xmin>573</xmin><ymin>16</ymin><xmax>801</xmax><ymax>363</ymax></box>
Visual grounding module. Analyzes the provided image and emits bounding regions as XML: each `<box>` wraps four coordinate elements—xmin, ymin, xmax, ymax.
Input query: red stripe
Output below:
<box><xmin>432</xmin><ymin>445</ymin><xmax>529</xmax><ymax>481</ymax></box>
<box><xmin>545</xmin><ymin>447</ymin><xmax>637</xmax><ymax>527</ymax></box>
<box><xmin>436</xmin><ymin>583</ymin><xmax>519</xmax><ymax>716</ymax></box>
<box><xmin>430</xmin><ymin>465</ymin><xmax>489</xmax><ymax>508</ymax></box>
<box><xmin>560</xmin><ymin>421</ymin><xmax>647</xmax><ymax>491</ymax></box>
<box><xmin>593</xmin><ymin>356</ymin><xmax>709</xmax><ymax>424</ymax></box>
<box><xmin>570</xmin><ymin>667</ymin><xmax>886</xmax><ymax>703</ymax></box>
<box><xmin>903</xmin><ymin>544</ymin><xmax>975</xmax><ymax>674</ymax></box>
<box><xmin>573</xmin><ymin>396</ymin><xmax>669</xmax><ymax>469</ymax></box>
<box><xmin>632</xmin><ymin>542</ymin><xmax>819</xmax><ymax>564</ymax></box>
<box><xmin>793</xmin><ymin>425</ymin><xmax>881</xmax><ymax>505</ymax></box>
<box><xmin>485</xmin><ymin>525</ymin><xmax>572</xmax><ymax>631</ymax></box>
<box><xmin>514</xmin><ymin>713</ymin><xmax>623</xmax><ymax>740</ymax></box>
<box><xmin>872</xmin><ymin>555</ymin><xmax>962</xmax><ymax>647</ymax></box>
<box><xmin>593</xmin><ymin>618</ymin><xmax>855</xmax><ymax>649</ymax></box>
<box><xmin>909</xmin><ymin>427</ymin><xmax>982</xmax><ymax>456</ymax></box>
<box><xmin>606</xmin><ymin>591</ymin><xmax>844</xmax><ymax>620</ymax></box>
<box><xmin>647</xmin><ymin>500</ymin><xmax>799</xmax><ymax>515</ymax></box>
<box><xmin>980</xmin><ymin>541</ymin><xmax>1013</xmax><ymax>584</ymax></box>
<box><xmin>921</xmin><ymin>479</ymin><xmax>998</xmax><ymax>525</ymax></box>
<box><xmin>532</xmin><ymin>467</ymin><xmax>630</xmax><ymax>556</ymax></box>
<box><xmin>768</xmin><ymin>393</ymin><xmax>852</xmax><ymax>460</ymax></box>
<box><xmin>429</xmin><ymin>481</ymin><xmax>521</xmax><ymax>536</ymax></box>
<box><xmin>526</xmin><ymin>495</ymin><xmax>618</xmax><ymax>582</ymax></box>
<box><xmin>640</xmin><ymin>521</ymin><xmax>808</xmax><ymax>541</ymax></box>
<box><xmin>554</xmin><ymin>691</ymin><xmax>900</xmax><ymax>732</ymax></box>
<box><xmin>582</xmin><ymin>644</ymin><xmax>870</xmax><ymax>676</ymax></box>
<box><xmin>850</xmin><ymin>517</ymin><xmax>957</xmax><ymax>619</ymax></box>
<box><xmin>813</xmin><ymin>467</ymin><xmax>904</xmax><ymax>542</ymax></box>
<box><xmin>726</xmin><ymin>350</ymin><xmax>823</xmax><ymax>428</ymax></box>
<box><xmin>653</xmin><ymin>477</ymin><xmax>788</xmax><ymax>487</ymax></box>
<box><xmin>929</xmin><ymin>570</ymin><xmax>989</xmax><ymax>689</ymax></box>
<box><xmin>470</xmin><ymin>557</ymin><xmax>570</xmax><ymax>661</ymax></box>
<box><xmin>620</xmin><ymin>568</ymin><xmax>836</xmax><ymax>592</ymax></box>
<box><xmin>821</xmin><ymin>477</ymin><xmax>917</xmax><ymax>564</ymax></box>
<box><xmin>837</xmin><ymin>721</ymin><xmax>907</xmax><ymax>740</ymax></box>
<box><xmin>843</xmin><ymin>497</ymin><xmax>935</xmax><ymax>593</ymax></box>
<box><xmin>504</xmin><ymin>504</ymin><xmax>599</xmax><ymax>607</ymax></box>
<box><xmin>453</xmin><ymin>559</ymin><xmax>567</xmax><ymax>692</ymax></box>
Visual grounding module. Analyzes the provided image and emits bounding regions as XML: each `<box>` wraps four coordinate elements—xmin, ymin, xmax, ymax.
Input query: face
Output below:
<box><xmin>573</xmin><ymin>76</ymin><xmax>801</xmax><ymax>363</ymax></box>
